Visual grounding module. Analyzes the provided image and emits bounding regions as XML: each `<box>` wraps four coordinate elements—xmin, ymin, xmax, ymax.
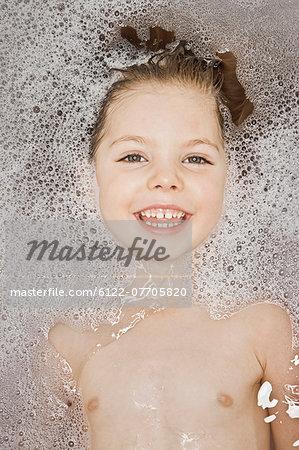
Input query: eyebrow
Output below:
<box><xmin>110</xmin><ymin>135</ymin><xmax>147</xmax><ymax>147</ymax></box>
<box><xmin>110</xmin><ymin>135</ymin><xmax>219</xmax><ymax>152</ymax></box>
<box><xmin>185</xmin><ymin>138</ymin><xmax>219</xmax><ymax>153</ymax></box>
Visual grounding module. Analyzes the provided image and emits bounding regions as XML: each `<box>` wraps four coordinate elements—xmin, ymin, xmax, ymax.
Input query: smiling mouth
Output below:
<box><xmin>133</xmin><ymin>207</ymin><xmax>192</xmax><ymax>229</ymax></box>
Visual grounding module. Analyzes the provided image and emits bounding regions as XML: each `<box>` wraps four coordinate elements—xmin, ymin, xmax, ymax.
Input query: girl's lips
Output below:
<box><xmin>134</xmin><ymin>213</ymin><xmax>190</xmax><ymax>235</ymax></box>
<box><xmin>133</xmin><ymin>205</ymin><xmax>192</xmax><ymax>235</ymax></box>
<box><xmin>133</xmin><ymin>204</ymin><xmax>192</xmax><ymax>215</ymax></box>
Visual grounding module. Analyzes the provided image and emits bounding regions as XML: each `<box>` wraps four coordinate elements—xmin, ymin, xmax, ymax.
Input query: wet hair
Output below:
<box><xmin>89</xmin><ymin>41</ymin><xmax>225</xmax><ymax>161</ymax></box>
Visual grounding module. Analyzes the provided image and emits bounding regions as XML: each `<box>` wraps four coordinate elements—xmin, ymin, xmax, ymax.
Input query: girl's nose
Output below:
<box><xmin>147</xmin><ymin>164</ymin><xmax>184</xmax><ymax>191</ymax></box>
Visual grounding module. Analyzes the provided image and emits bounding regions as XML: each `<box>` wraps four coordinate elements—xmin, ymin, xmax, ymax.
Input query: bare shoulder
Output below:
<box><xmin>236</xmin><ymin>302</ymin><xmax>292</xmax><ymax>333</ymax></box>
<box><xmin>233</xmin><ymin>302</ymin><xmax>293</xmax><ymax>364</ymax></box>
<box><xmin>48</xmin><ymin>322</ymin><xmax>78</xmax><ymax>353</ymax></box>
<box><xmin>48</xmin><ymin>322</ymin><xmax>100</xmax><ymax>380</ymax></box>
<box><xmin>252</xmin><ymin>302</ymin><xmax>294</xmax><ymax>350</ymax></box>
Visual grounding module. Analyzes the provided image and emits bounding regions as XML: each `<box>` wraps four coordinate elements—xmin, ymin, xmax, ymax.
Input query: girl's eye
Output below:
<box><xmin>183</xmin><ymin>155</ymin><xmax>211</xmax><ymax>164</ymax></box>
<box><xmin>118</xmin><ymin>153</ymin><xmax>147</xmax><ymax>163</ymax></box>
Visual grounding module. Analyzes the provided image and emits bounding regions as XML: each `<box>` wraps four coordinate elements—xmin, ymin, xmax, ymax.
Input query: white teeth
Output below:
<box><xmin>145</xmin><ymin>220</ymin><xmax>158</xmax><ymax>227</ymax></box>
<box><xmin>144</xmin><ymin>220</ymin><xmax>184</xmax><ymax>228</ymax></box>
<box><xmin>139</xmin><ymin>208</ymin><xmax>186</xmax><ymax>219</ymax></box>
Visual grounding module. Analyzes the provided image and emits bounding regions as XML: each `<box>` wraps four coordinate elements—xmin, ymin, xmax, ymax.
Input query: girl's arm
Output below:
<box><xmin>260</xmin><ymin>305</ymin><xmax>298</xmax><ymax>450</ymax></box>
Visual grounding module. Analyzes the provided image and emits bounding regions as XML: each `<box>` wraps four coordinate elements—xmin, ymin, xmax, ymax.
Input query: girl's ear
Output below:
<box><xmin>217</xmin><ymin>51</ymin><xmax>254</xmax><ymax>126</ymax></box>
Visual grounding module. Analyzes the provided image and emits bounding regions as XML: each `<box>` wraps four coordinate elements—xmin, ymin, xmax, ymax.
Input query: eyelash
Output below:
<box><xmin>118</xmin><ymin>153</ymin><xmax>212</xmax><ymax>165</ymax></box>
<box><xmin>183</xmin><ymin>155</ymin><xmax>211</xmax><ymax>165</ymax></box>
<box><xmin>119</xmin><ymin>153</ymin><xmax>147</xmax><ymax>163</ymax></box>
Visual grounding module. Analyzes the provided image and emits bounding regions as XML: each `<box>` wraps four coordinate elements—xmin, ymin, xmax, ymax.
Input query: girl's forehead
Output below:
<box><xmin>105</xmin><ymin>83</ymin><xmax>218</xmax><ymax>131</ymax></box>
<box><xmin>112</xmin><ymin>82</ymin><xmax>217</xmax><ymax>109</ymax></box>
<box><xmin>99</xmin><ymin>84</ymin><xmax>224</xmax><ymax>154</ymax></box>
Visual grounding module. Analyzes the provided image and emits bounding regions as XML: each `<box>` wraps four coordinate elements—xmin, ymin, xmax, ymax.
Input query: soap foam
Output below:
<box><xmin>0</xmin><ymin>0</ymin><xmax>298</xmax><ymax>447</ymax></box>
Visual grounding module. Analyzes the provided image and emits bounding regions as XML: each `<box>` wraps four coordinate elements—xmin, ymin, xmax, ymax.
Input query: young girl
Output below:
<box><xmin>49</xmin><ymin>42</ymin><xmax>298</xmax><ymax>449</ymax></box>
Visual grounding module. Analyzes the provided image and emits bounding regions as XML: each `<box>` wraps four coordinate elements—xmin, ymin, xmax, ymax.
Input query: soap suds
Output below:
<box><xmin>134</xmin><ymin>400</ymin><xmax>158</xmax><ymax>411</ymax></box>
<box><xmin>264</xmin><ymin>414</ymin><xmax>276</xmax><ymax>423</ymax></box>
<box><xmin>0</xmin><ymin>0</ymin><xmax>297</xmax><ymax>447</ymax></box>
<box><xmin>283</xmin><ymin>384</ymin><xmax>299</xmax><ymax>419</ymax></box>
<box><xmin>284</xmin><ymin>397</ymin><xmax>299</xmax><ymax>419</ymax></box>
<box><xmin>291</xmin><ymin>355</ymin><xmax>299</xmax><ymax>366</ymax></box>
<box><xmin>257</xmin><ymin>381</ymin><xmax>278</xmax><ymax>409</ymax></box>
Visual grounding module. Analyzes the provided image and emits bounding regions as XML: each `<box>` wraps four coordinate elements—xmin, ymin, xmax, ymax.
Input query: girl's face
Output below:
<box><xmin>95</xmin><ymin>83</ymin><xmax>226</xmax><ymax>251</ymax></box>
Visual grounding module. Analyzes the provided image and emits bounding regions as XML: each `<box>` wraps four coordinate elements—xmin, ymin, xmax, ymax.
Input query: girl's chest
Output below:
<box><xmin>79</xmin><ymin>310</ymin><xmax>263</xmax><ymax>421</ymax></box>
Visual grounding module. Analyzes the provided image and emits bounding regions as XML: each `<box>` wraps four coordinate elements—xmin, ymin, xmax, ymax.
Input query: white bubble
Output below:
<box><xmin>0</xmin><ymin>0</ymin><xmax>298</xmax><ymax>447</ymax></box>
